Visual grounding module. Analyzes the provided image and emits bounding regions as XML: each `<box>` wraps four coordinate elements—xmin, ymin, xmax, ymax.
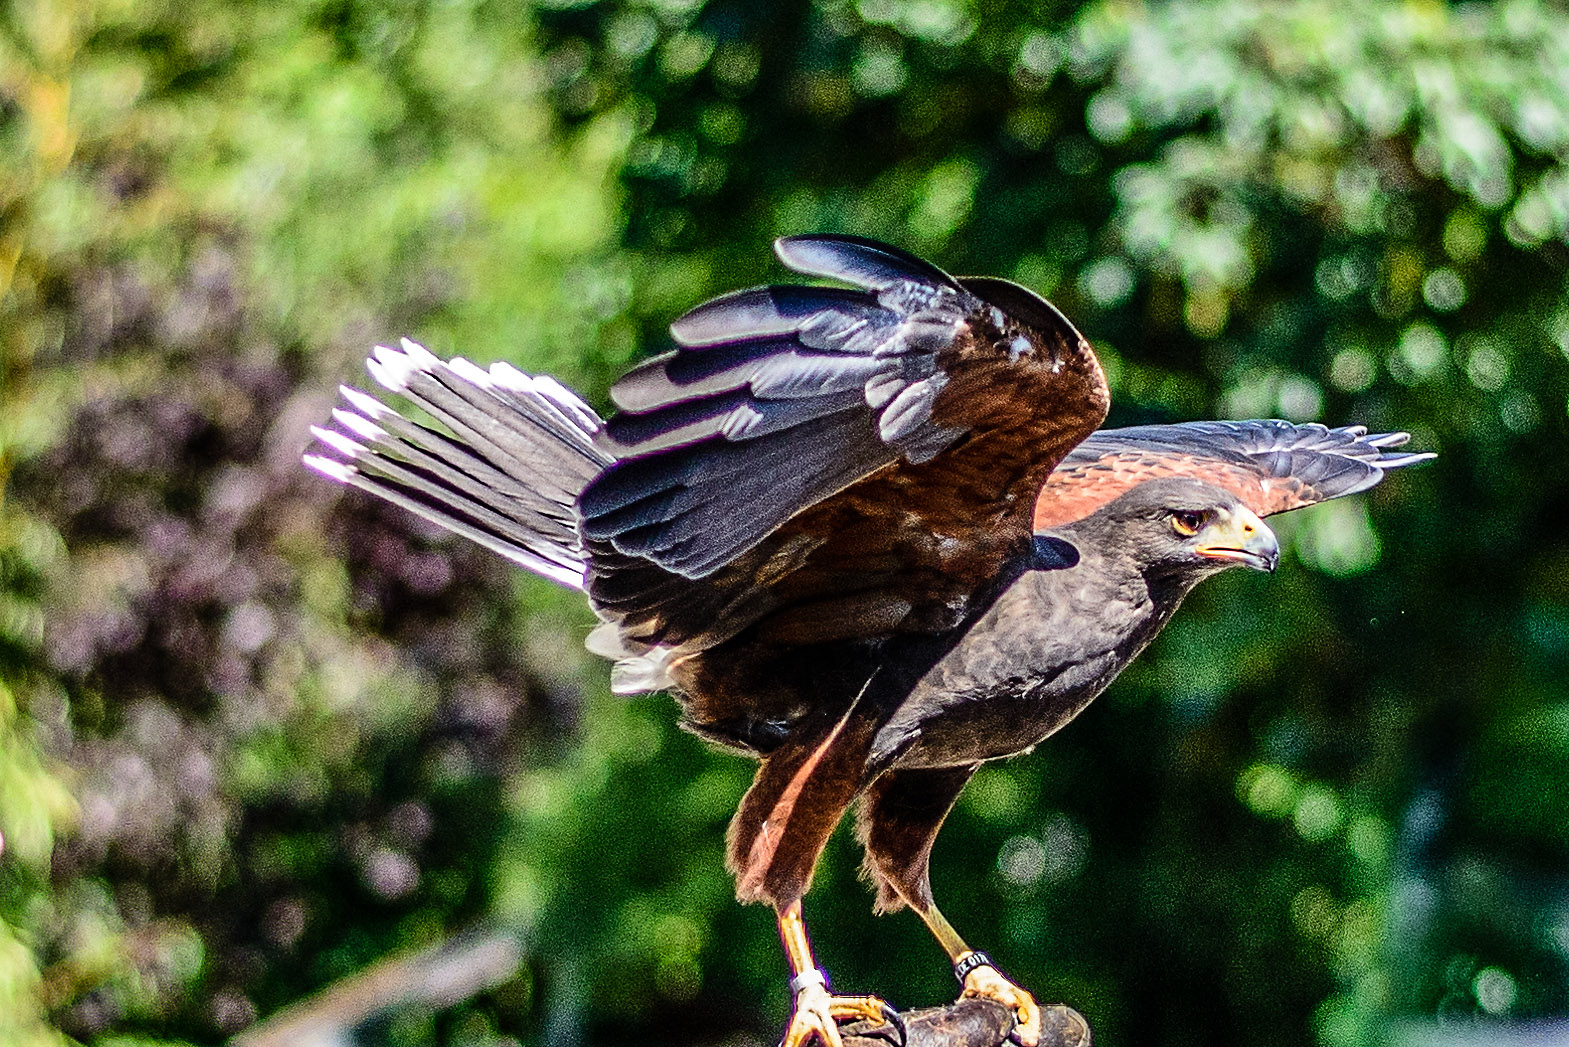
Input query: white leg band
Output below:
<box><xmin>789</xmin><ymin>967</ymin><xmax>829</xmax><ymax>996</ymax></box>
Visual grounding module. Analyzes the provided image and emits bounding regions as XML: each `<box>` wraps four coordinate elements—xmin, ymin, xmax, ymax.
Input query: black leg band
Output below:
<box><xmin>953</xmin><ymin>950</ymin><xmax>996</xmax><ymax>983</ymax></box>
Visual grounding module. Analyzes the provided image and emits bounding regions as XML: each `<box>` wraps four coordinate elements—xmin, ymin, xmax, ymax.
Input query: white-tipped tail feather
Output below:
<box><xmin>306</xmin><ymin>339</ymin><xmax>610</xmax><ymax>589</ymax></box>
<box><xmin>306</xmin><ymin>340</ymin><xmax>679</xmax><ymax>693</ymax></box>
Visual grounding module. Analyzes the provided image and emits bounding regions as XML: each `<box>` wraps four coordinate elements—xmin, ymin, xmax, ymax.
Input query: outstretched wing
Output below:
<box><xmin>1034</xmin><ymin>420</ymin><xmax>1435</xmax><ymax>529</ymax></box>
<box><xmin>580</xmin><ymin>235</ymin><xmax>1109</xmax><ymax>652</ymax></box>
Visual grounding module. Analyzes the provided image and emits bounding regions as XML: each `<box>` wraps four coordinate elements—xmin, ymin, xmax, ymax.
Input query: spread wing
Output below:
<box><xmin>579</xmin><ymin>235</ymin><xmax>1109</xmax><ymax>652</ymax></box>
<box><xmin>1034</xmin><ymin>420</ymin><xmax>1435</xmax><ymax>529</ymax></box>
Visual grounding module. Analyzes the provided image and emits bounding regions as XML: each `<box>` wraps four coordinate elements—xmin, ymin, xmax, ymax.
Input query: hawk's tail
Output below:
<box><xmin>304</xmin><ymin>339</ymin><xmax>612</xmax><ymax>589</ymax></box>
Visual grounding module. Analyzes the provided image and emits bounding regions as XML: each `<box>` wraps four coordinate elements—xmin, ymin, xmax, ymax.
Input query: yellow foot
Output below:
<box><xmin>781</xmin><ymin>982</ymin><xmax>900</xmax><ymax>1047</ymax></box>
<box><xmin>960</xmin><ymin>958</ymin><xmax>1041</xmax><ymax>1047</ymax></box>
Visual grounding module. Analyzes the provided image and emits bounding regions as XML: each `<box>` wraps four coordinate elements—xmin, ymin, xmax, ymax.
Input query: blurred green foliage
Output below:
<box><xmin>1</xmin><ymin>0</ymin><xmax>1567</xmax><ymax>1045</ymax></box>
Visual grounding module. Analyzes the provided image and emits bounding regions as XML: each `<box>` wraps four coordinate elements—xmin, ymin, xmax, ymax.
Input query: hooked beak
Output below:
<box><xmin>1195</xmin><ymin>506</ymin><xmax>1279</xmax><ymax>573</ymax></box>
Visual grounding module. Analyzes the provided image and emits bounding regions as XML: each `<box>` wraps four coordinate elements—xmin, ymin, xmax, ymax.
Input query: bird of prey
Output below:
<box><xmin>305</xmin><ymin>235</ymin><xmax>1430</xmax><ymax>1047</ymax></box>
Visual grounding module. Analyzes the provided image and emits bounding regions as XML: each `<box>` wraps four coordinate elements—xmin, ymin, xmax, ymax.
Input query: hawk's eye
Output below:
<box><xmin>1171</xmin><ymin>509</ymin><xmax>1205</xmax><ymax>536</ymax></box>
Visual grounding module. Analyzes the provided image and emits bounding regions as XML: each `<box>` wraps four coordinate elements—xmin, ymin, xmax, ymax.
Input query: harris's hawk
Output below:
<box><xmin>305</xmin><ymin>236</ymin><xmax>1430</xmax><ymax>1047</ymax></box>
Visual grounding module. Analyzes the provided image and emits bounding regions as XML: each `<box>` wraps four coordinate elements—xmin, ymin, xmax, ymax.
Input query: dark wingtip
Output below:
<box><xmin>668</xmin><ymin>285</ymin><xmax>869</xmax><ymax>347</ymax></box>
<box><xmin>1379</xmin><ymin>451</ymin><xmax>1438</xmax><ymax>469</ymax></box>
<box><xmin>1362</xmin><ymin>431</ymin><xmax>1436</xmax><ymax>468</ymax></box>
<box><xmin>668</xmin><ymin>286</ymin><xmax>782</xmax><ymax>347</ymax></box>
<box><xmin>774</xmin><ymin>234</ymin><xmax>958</xmax><ymax>291</ymax></box>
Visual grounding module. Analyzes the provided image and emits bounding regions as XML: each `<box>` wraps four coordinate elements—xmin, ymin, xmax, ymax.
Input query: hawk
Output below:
<box><xmin>306</xmin><ymin>236</ymin><xmax>1430</xmax><ymax>1047</ymax></box>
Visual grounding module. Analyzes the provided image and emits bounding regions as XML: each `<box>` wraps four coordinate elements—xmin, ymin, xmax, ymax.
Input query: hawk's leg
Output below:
<box><xmin>727</xmin><ymin>705</ymin><xmax>903</xmax><ymax>1047</ymax></box>
<box><xmin>857</xmin><ymin>765</ymin><xmax>1042</xmax><ymax>1047</ymax></box>
<box><xmin>777</xmin><ymin>900</ymin><xmax>902</xmax><ymax>1047</ymax></box>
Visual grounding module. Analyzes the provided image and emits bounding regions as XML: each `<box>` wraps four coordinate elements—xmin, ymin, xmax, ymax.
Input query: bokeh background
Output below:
<box><xmin>3</xmin><ymin>0</ymin><xmax>1568</xmax><ymax>1045</ymax></box>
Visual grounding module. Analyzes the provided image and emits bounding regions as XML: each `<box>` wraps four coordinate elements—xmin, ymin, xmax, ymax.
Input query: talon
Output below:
<box><xmin>781</xmin><ymin>983</ymin><xmax>900</xmax><ymax>1047</ymax></box>
<box><xmin>828</xmin><ymin>994</ymin><xmax>897</xmax><ymax>1026</ymax></box>
<box><xmin>960</xmin><ymin>959</ymin><xmax>1040</xmax><ymax>1047</ymax></box>
<box><xmin>877</xmin><ymin>1001</ymin><xmax>908</xmax><ymax>1047</ymax></box>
